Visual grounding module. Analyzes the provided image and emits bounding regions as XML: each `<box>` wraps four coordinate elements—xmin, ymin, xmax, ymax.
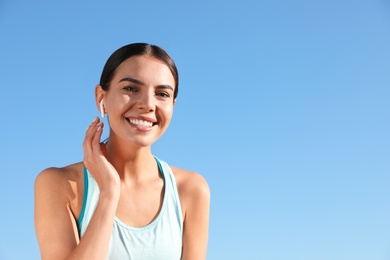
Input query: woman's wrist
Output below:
<box><xmin>99</xmin><ymin>186</ymin><xmax>120</xmax><ymax>202</ymax></box>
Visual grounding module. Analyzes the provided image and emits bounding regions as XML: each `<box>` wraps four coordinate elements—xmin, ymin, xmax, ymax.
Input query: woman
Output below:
<box><xmin>34</xmin><ymin>43</ymin><xmax>210</xmax><ymax>260</ymax></box>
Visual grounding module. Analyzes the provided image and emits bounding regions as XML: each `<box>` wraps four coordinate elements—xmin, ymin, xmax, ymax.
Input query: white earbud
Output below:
<box><xmin>99</xmin><ymin>100</ymin><xmax>105</xmax><ymax>118</ymax></box>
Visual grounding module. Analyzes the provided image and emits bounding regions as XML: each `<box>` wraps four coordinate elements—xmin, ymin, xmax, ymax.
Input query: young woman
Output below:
<box><xmin>34</xmin><ymin>43</ymin><xmax>210</xmax><ymax>260</ymax></box>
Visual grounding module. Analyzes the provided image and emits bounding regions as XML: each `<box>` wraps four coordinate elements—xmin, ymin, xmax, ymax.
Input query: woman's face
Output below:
<box><xmin>100</xmin><ymin>55</ymin><xmax>176</xmax><ymax>147</ymax></box>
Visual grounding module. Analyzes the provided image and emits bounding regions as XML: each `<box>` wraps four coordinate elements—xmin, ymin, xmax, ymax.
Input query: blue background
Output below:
<box><xmin>0</xmin><ymin>0</ymin><xmax>389</xmax><ymax>259</ymax></box>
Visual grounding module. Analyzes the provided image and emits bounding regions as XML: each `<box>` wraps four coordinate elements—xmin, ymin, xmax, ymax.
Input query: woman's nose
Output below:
<box><xmin>136</xmin><ymin>91</ymin><xmax>155</xmax><ymax>112</ymax></box>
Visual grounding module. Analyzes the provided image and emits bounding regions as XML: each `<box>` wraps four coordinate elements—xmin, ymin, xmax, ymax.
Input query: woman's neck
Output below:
<box><xmin>105</xmin><ymin>136</ymin><xmax>158</xmax><ymax>184</ymax></box>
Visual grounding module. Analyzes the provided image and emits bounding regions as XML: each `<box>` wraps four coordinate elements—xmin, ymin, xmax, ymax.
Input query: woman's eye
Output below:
<box><xmin>124</xmin><ymin>86</ymin><xmax>138</xmax><ymax>92</ymax></box>
<box><xmin>156</xmin><ymin>92</ymin><xmax>170</xmax><ymax>98</ymax></box>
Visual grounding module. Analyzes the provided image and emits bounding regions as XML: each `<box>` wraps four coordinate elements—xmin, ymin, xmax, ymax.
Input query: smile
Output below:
<box><xmin>129</xmin><ymin>118</ymin><xmax>155</xmax><ymax>127</ymax></box>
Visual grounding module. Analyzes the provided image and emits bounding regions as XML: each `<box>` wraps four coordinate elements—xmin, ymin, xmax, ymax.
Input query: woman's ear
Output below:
<box><xmin>95</xmin><ymin>85</ymin><xmax>106</xmax><ymax>117</ymax></box>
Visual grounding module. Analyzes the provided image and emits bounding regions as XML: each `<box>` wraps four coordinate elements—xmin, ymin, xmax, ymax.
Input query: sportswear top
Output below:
<box><xmin>77</xmin><ymin>156</ymin><xmax>183</xmax><ymax>259</ymax></box>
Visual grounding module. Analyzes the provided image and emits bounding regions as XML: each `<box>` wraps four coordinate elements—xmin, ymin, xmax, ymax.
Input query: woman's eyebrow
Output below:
<box><xmin>119</xmin><ymin>77</ymin><xmax>174</xmax><ymax>91</ymax></box>
<box><xmin>156</xmin><ymin>85</ymin><xmax>174</xmax><ymax>91</ymax></box>
<box><xmin>119</xmin><ymin>77</ymin><xmax>144</xmax><ymax>85</ymax></box>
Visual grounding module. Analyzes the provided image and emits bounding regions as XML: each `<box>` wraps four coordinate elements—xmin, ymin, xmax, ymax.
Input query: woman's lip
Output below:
<box><xmin>128</xmin><ymin>116</ymin><xmax>157</xmax><ymax>124</ymax></box>
<box><xmin>126</xmin><ymin>118</ymin><xmax>156</xmax><ymax>132</ymax></box>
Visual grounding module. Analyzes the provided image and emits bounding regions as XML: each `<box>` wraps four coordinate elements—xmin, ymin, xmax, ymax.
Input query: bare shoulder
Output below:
<box><xmin>170</xmin><ymin>166</ymin><xmax>210</xmax><ymax>218</ymax></box>
<box><xmin>35</xmin><ymin>162</ymin><xmax>83</xmax><ymax>189</ymax></box>
<box><xmin>170</xmin><ymin>166</ymin><xmax>210</xmax><ymax>197</ymax></box>
<box><xmin>35</xmin><ymin>162</ymin><xmax>84</xmax><ymax>209</ymax></box>
<box><xmin>35</xmin><ymin>163</ymin><xmax>85</xmax><ymax>258</ymax></box>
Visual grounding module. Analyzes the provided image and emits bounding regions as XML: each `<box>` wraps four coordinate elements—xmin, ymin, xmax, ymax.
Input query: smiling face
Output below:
<box><xmin>97</xmin><ymin>54</ymin><xmax>176</xmax><ymax>148</ymax></box>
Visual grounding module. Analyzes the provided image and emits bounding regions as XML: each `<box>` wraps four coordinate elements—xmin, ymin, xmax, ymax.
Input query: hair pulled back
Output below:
<box><xmin>100</xmin><ymin>43</ymin><xmax>179</xmax><ymax>99</ymax></box>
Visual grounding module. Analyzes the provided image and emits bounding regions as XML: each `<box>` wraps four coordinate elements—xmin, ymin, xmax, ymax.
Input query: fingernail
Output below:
<box><xmin>97</xmin><ymin>122</ymin><xmax>103</xmax><ymax>131</ymax></box>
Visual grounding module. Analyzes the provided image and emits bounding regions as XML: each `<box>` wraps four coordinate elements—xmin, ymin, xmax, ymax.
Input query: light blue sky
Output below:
<box><xmin>1</xmin><ymin>0</ymin><xmax>389</xmax><ymax>259</ymax></box>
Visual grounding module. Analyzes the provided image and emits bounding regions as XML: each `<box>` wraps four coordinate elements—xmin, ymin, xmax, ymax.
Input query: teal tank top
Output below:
<box><xmin>77</xmin><ymin>157</ymin><xmax>183</xmax><ymax>259</ymax></box>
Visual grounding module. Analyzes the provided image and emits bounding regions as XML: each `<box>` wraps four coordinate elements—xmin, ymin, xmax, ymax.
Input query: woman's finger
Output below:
<box><xmin>91</xmin><ymin>122</ymin><xmax>104</xmax><ymax>155</ymax></box>
<box><xmin>83</xmin><ymin>117</ymin><xmax>100</xmax><ymax>160</ymax></box>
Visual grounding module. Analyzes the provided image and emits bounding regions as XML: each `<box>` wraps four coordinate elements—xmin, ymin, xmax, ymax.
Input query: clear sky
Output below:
<box><xmin>0</xmin><ymin>0</ymin><xmax>389</xmax><ymax>259</ymax></box>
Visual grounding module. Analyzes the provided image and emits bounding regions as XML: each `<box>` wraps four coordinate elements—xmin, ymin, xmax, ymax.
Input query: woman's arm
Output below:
<box><xmin>34</xmin><ymin>168</ymin><xmax>119</xmax><ymax>260</ymax></box>
<box><xmin>177</xmin><ymin>170</ymin><xmax>210</xmax><ymax>260</ymax></box>
<box><xmin>35</xmin><ymin>118</ymin><xmax>120</xmax><ymax>260</ymax></box>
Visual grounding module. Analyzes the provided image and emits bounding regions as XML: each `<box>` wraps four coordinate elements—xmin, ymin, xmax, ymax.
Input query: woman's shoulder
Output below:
<box><xmin>35</xmin><ymin>162</ymin><xmax>83</xmax><ymax>184</ymax></box>
<box><xmin>169</xmin><ymin>165</ymin><xmax>210</xmax><ymax>203</ymax></box>
<box><xmin>169</xmin><ymin>165</ymin><xmax>210</xmax><ymax>226</ymax></box>
<box><xmin>34</xmin><ymin>162</ymin><xmax>84</xmax><ymax>200</ymax></box>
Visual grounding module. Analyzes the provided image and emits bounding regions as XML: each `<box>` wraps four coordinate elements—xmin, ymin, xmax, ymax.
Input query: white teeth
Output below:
<box><xmin>129</xmin><ymin>119</ymin><xmax>153</xmax><ymax>127</ymax></box>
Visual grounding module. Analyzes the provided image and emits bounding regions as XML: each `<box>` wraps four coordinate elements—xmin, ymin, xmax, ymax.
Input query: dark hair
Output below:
<box><xmin>99</xmin><ymin>43</ymin><xmax>179</xmax><ymax>99</ymax></box>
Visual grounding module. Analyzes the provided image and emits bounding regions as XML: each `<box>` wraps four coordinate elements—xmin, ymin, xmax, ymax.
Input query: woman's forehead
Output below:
<box><xmin>114</xmin><ymin>55</ymin><xmax>175</xmax><ymax>84</ymax></box>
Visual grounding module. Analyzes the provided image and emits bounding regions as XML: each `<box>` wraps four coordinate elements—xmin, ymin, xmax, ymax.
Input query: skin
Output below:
<box><xmin>34</xmin><ymin>55</ymin><xmax>210</xmax><ymax>260</ymax></box>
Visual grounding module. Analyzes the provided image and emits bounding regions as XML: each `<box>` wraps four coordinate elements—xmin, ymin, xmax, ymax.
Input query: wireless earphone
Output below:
<box><xmin>99</xmin><ymin>100</ymin><xmax>105</xmax><ymax>118</ymax></box>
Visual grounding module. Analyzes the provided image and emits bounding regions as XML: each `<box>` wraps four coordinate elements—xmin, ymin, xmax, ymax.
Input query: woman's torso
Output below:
<box><xmin>63</xmin><ymin>157</ymin><xmax>183</xmax><ymax>259</ymax></box>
